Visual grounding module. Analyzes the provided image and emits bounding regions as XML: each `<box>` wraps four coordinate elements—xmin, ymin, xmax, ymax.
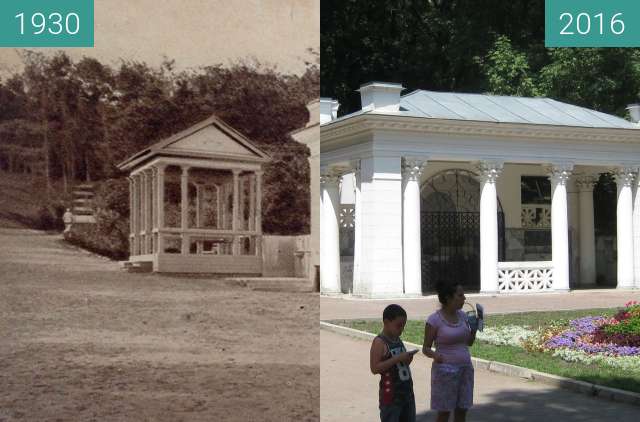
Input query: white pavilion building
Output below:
<box><xmin>320</xmin><ymin>82</ymin><xmax>640</xmax><ymax>297</ymax></box>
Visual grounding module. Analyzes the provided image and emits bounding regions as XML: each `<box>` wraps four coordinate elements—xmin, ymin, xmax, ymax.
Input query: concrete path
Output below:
<box><xmin>321</xmin><ymin>329</ymin><xmax>639</xmax><ymax>421</ymax></box>
<box><xmin>321</xmin><ymin>289</ymin><xmax>640</xmax><ymax>320</ymax></box>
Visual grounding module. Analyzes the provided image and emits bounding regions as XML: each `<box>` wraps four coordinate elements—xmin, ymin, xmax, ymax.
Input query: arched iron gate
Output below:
<box><xmin>421</xmin><ymin>211</ymin><xmax>505</xmax><ymax>292</ymax></box>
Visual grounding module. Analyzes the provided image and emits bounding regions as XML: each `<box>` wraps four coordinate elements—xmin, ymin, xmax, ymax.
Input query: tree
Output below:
<box><xmin>482</xmin><ymin>36</ymin><xmax>540</xmax><ymax>97</ymax></box>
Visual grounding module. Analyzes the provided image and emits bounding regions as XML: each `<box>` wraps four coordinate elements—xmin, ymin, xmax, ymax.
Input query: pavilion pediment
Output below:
<box><xmin>164</xmin><ymin>125</ymin><xmax>259</xmax><ymax>158</ymax></box>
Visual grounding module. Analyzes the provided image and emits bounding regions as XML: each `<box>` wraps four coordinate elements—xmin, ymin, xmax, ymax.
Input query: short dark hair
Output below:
<box><xmin>435</xmin><ymin>281</ymin><xmax>460</xmax><ymax>305</ymax></box>
<box><xmin>383</xmin><ymin>304</ymin><xmax>407</xmax><ymax>321</ymax></box>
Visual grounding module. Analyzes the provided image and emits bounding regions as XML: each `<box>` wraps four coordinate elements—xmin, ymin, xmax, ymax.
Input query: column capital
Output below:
<box><xmin>476</xmin><ymin>160</ymin><xmax>503</xmax><ymax>183</ymax></box>
<box><xmin>320</xmin><ymin>166</ymin><xmax>346</xmax><ymax>186</ymax></box>
<box><xmin>575</xmin><ymin>174</ymin><xmax>598</xmax><ymax>191</ymax></box>
<box><xmin>402</xmin><ymin>158</ymin><xmax>427</xmax><ymax>182</ymax></box>
<box><xmin>232</xmin><ymin>169</ymin><xmax>242</xmax><ymax>176</ymax></box>
<box><xmin>547</xmin><ymin>163</ymin><xmax>574</xmax><ymax>185</ymax></box>
<box><xmin>181</xmin><ymin>165</ymin><xmax>191</xmax><ymax>175</ymax></box>
<box><xmin>320</xmin><ymin>173</ymin><xmax>341</xmax><ymax>187</ymax></box>
<box><xmin>614</xmin><ymin>167</ymin><xmax>637</xmax><ymax>187</ymax></box>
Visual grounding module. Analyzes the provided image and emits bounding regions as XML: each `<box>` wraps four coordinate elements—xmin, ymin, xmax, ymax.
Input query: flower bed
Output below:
<box><xmin>476</xmin><ymin>301</ymin><xmax>640</xmax><ymax>372</ymax></box>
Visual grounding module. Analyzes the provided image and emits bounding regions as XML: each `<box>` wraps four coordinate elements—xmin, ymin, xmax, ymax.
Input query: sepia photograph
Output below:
<box><xmin>0</xmin><ymin>1</ymin><xmax>319</xmax><ymax>420</ymax></box>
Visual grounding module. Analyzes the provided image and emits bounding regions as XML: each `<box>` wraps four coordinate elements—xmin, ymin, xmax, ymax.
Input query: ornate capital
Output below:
<box><xmin>402</xmin><ymin>158</ymin><xmax>427</xmax><ymax>182</ymax></box>
<box><xmin>575</xmin><ymin>174</ymin><xmax>598</xmax><ymax>192</ymax></box>
<box><xmin>476</xmin><ymin>161</ymin><xmax>503</xmax><ymax>184</ymax></box>
<box><xmin>614</xmin><ymin>167</ymin><xmax>637</xmax><ymax>188</ymax></box>
<box><xmin>547</xmin><ymin>164</ymin><xmax>573</xmax><ymax>186</ymax></box>
<box><xmin>320</xmin><ymin>166</ymin><xmax>343</xmax><ymax>187</ymax></box>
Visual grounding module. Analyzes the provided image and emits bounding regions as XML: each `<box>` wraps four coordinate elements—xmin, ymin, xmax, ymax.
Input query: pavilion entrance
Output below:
<box><xmin>420</xmin><ymin>169</ymin><xmax>505</xmax><ymax>292</ymax></box>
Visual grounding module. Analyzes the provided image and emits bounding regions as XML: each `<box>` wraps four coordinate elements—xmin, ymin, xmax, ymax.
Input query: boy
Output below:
<box><xmin>370</xmin><ymin>304</ymin><xmax>418</xmax><ymax>422</ymax></box>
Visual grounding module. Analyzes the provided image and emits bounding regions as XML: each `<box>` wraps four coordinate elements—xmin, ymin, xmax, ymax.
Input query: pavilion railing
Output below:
<box><xmin>497</xmin><ymin>261</ymin><xmax>554</xmax><ymax>292</ymax></box>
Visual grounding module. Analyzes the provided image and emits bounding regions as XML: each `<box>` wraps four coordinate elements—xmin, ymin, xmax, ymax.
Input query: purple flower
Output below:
<box><xmin>544</xmin><ymin>316</ymin><xmax>640</xmax><ymax>357</ymax></box>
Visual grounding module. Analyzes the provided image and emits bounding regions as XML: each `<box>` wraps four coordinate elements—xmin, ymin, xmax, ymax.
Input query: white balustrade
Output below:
<box><xmin>497</xmin><ymin>261</ymin><xmax>554</xmax><ymax>292</ymax></box>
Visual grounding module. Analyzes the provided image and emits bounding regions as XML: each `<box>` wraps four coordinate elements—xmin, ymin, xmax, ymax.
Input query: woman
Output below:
<box><xmin>422</xmin><ymin>282</ymin><xmax>477</xmax><ymax>422</ymax></box>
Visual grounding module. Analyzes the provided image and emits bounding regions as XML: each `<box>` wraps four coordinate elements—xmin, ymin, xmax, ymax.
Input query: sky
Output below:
<box><xmin>0</xmin><ymin>0</ymin><xmax>319</xmax><ymax>76</ymax></box>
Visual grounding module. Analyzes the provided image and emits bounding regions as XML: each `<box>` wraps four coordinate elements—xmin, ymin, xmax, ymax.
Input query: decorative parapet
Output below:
<box><xmin>497</xmin><ymin>261</ymin><xmax>554</xmax><ymax>292</ymax></box>
<box><xmin>521</xmin><ymin>204</ymin><xmax>551</xmax><ymax>229</ymax></box>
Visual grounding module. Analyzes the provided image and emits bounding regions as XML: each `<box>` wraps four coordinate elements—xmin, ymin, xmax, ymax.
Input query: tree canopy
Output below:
<box><xmin>321</xmin><ymin>0</ymin><xmax>640</xmax><ymax>116</ymax></box>
<box><xmin>0</xmin><ymin>51</ymin><xmax>319</xmax><ymax>235</ymax></box>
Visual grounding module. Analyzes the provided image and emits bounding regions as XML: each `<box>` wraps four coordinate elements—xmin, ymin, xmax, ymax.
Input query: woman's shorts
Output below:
<box><xmin>430</xmin><ymin>363</ymin><xmax>474</xmax><ymax>411</ymax></box>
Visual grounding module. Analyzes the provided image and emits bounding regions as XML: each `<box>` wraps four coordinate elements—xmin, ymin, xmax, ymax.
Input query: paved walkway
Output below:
<box><xmin>321</xmin><ymin>329</ymin><xmax>639</xmax><ymax>421</ymax></box>
<box><xmin>321</xmin><ymin>289</ymin><xmax>640</xmax><ymax>320</ymax></box>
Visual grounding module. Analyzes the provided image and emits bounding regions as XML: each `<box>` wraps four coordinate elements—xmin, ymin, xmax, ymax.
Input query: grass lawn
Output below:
<box><xmin>333</xmin><ymin>307</ymin><xmax>640</xmax><ymax>394</ymax></box>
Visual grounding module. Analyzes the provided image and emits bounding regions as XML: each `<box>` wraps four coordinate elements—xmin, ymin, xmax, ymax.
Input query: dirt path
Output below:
<box><xmin>0</xmin><ymin>229</ymin><xmax>318</xmax><ymax>421</ymax></box>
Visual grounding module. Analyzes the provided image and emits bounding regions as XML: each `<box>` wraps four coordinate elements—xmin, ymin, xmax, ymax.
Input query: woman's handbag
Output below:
<box><xmin>463</xmin><ymin>302</ymin><xmax>484</xmax><ymax>332</ymax></box>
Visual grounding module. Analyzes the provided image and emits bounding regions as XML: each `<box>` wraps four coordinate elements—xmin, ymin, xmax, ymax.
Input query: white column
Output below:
<box><xmin>321</xmin><ymin>169</ymin><xmax>342</xmax><ymax>294</ymax></box>
<box><xmin>156</xmin><ymin>165</ymin><xmax>165</xmax><ymax>253</ymax></box>
<box><xmin>478</xmin><ymin>161</ymin><xmax>502</xmax><ymax>293</ymax></box>
<box><xmin>180</xmin><ymin>166</ymin><xmax>190</xmax><ymax>255</ymax></box>
<box><xmin>352</xmin><ymin>161</ymin><xmax>362</xmax><ymax>295</ymax></box>
<box><xmin>402</xmin><ymin>158</ymin><xmax>426</xmax><ymax>296</ymax></box>
<box><xmin>549</xmin><ymin>164</ymin><xmax>573</xmax><ymax>291</ymax></box>
<box><xmin>576</xmin><ymin>176</ymin><xmax>597</xmax><ymax>286</ymax></box>
<box><xmin>615</xmin><ymin>167</ymin><xmax>636</xmax><ymax>288</ymax></box>
<box><xmin>634</xmin><ymin>173</ymin><xmax>640</xmax><ymax>288</ymax></box>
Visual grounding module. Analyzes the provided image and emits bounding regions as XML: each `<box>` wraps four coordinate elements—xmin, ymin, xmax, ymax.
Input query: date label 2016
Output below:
<box><xmin>546</xmin><ymin>0</ymin><xmax>640</xmax><ymax>47</ymax></box>
<box><xmin>0</xmin><ymin>1</ymin><xmax>93</xmax><ymax>47</ymax></box>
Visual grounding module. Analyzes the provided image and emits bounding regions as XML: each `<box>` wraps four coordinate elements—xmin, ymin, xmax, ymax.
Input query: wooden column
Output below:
<box><xmin>141</xmin><ymin>171</ymin><xmax>148</xmax><ymax>254</ymax></box>
<box><xmin>232</xmin><ymin>170</ymin><xmax>240</xmax><ymax>255</ymax></box>
<box><xmin>181</xmin><ymin>166</ymin><xmax>190</xmax><ymax>254</ymax></box>
<box><xmin>249</xmin><ymin>174</ymin><xmax>256</xmax><ymax>231</ymax></box>
<box><xmin>146</xmin><ymin>169</ymin><xmax>153</xmax><ymax>253</ymax></box>
<box><xmin>195</xmin><ymin>184</ymin><xmax>202</xmax><ymax>228</ymax></box>
<box><xmin>128</xmin><ymin>176</ymin><xmax>136</xmax><ymax>256</ymax></box>
<box><xmin>156</xmin><ymin>164</ymin><xmax>165</xmax><ymax>253</ymax></box>
<box><xmin>134</xmin><ymin>174</ymin><xmax>140</xmax><ymax>255</ymax></box>
<box><xmin>255</xmin><ymin>170</ymin><xmax>263</xmax><ymax>257</ymax></box>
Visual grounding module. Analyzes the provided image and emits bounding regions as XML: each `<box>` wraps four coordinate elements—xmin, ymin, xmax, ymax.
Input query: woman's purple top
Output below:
<box><xmin>426</xmin><ymin>309</ymin><xmax>472</xmax><ymax>365</ymax></box>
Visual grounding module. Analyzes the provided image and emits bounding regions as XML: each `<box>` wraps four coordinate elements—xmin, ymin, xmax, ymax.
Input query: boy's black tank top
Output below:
<box><xmin>377</xmin><ymin>334</ymin><xmax>413</xmax><ymax>406</ymax></box>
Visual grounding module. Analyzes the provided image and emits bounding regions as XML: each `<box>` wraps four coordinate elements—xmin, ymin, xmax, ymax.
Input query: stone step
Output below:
<box><xmin>73</xmin><ymin>206</ymin><xmax>93</xmax><ymax>213</ymax></box>
<box><xmin>72</xmin><ymin>215</ymin><xmax>96</xmax><ymax>224</ymax></box>
<box><xmin>121</xmin><ymin>261</ymin><xmax>153</xmax><ymax>273</ymax></box>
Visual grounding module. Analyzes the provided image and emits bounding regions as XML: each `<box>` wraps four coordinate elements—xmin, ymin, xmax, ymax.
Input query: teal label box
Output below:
<box><xmin>546</xmin><ymin>0</ymin><xmax>640</xmax><ymax>47</ymax></box>
<box><xmin>0</xmin><ymin>0</ymin><xmax>94</xmax><ymax>47</ymax></box>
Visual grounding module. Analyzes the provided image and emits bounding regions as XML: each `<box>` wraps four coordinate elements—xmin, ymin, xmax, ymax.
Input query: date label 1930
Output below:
<box><xmin>0</xmin><ymin>0</ymin><xmax>93</xmax><ymax>47</ymax></box>
<box><xmin>546</xmin><ymin>0</ymin><xmax>640</xmax><ymax>47</ymax></box>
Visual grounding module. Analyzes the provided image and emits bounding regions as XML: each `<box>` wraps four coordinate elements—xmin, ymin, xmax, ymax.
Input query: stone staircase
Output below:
<box><xmin>72</xmin><ymin>183</ymin><xmax>96</xmax><ymax>223</ymax></box>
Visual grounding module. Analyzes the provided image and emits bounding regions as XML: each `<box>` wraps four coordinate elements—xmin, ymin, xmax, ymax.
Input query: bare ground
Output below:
<box><xmin>0</xmin><ymin>228</ymin><xmax>319</xmax><ymax>421</ymax></box>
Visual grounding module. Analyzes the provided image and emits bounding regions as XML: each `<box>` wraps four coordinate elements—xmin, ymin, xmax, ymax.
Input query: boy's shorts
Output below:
<box><xmin>430</xmin><ymin>363</ymin><xmax>474</xmax><ymax>411</ymax></box>
<box><xmin>380</xmin><ymin>394</ymin><xmax>416</xmax><ymax>422</ymax></box>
